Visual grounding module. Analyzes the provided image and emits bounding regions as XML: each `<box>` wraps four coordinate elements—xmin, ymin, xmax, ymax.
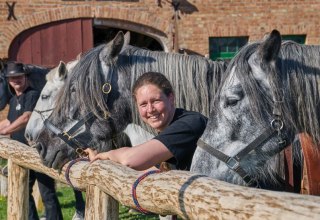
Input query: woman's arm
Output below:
<box><xmin>84</xmin><ymin>139</ymin><xmax>173</xmax><ymax>171</ymax></box>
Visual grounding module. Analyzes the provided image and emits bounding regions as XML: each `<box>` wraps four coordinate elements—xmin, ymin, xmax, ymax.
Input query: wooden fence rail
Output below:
<box><xmin>0</xmin><ymin>136</ymin><xmax>320</xmax><ymax>220</ymax></box>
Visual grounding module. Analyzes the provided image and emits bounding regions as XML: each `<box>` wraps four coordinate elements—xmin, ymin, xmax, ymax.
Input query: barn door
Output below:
<box><xmin>9</xmin><ymin>18</ymin><xmax>93</xmax><ymax>67</ymax></box>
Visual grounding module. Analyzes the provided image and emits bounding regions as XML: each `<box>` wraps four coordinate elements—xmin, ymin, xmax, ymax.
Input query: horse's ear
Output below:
<box><xmin>57</xmin><ymin>61</ymin><xmax>67</xmax><ymax>80</ymax></box>
<box><xmin>76</xmin><ymin>52</ymin><xmax>82</xmax><ymax>60</ymax></box>
<box><xmin>100</xmin><ymin>31</ymin><xmax>125</xmax><ymax>63</ymax></box>
<box><xmin>124</xmin><ymin>31</ymin><xmax>130</xmax><ymax>46</ymax></box>
<box><xmin>258</xmin><ymin>29</ymin><xmax>281</xmax><ymax>63</ymax></box>
<box><xmin>111</xmin><ymin>31</ymin><xmax>125</xmax><ymax>58</ymax></box>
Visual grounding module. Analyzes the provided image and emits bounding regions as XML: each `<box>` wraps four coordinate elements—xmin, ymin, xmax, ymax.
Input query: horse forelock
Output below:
<box><xmin>52</xmin><ymin>45</ymin><xmax>108</xmax><ymax>121</ymax></box>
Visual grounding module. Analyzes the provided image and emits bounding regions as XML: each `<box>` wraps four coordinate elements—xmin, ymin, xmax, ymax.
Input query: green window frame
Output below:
<box><xmin>209</xmin><ymin>36</ymin><xmax>248</xmax><ymax>61</ymax></box>
<box><xmin>282</xmin><ymin>35</ymin><xmax>306</xmax><ymax>44</ymax></box>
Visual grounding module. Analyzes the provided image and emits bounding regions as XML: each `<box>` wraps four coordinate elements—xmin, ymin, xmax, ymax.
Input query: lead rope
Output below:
<box><xmin>131</xmin><ymin>170</ymin><xmax>162</xmax><ymax>214</ymax></box>
<box><xmin>131</xmin><ymin>169</ymin><xmax>177</xmax><ymax>220</ymax></box>
<box><xmin>65</xmin><ymin>157</ymin><xmax>89</xmax><ymax>191</ymax></box>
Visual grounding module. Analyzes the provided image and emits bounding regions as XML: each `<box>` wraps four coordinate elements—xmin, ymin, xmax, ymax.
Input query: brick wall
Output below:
<box><xmin>0</xmin><ymin>0</ymin><xmax>320</xmax><ymax>59</ymax></box>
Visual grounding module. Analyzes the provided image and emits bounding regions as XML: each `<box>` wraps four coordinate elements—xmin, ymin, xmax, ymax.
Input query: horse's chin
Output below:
<box><xmin>42</xmin><ymin>147</ymin><xmax>76</xmax><ymax>170</ymax></box>
<box><xmin>53</xmin><ymin>157</ymin><xmax>72</xmax><ymax>171</ymax></box>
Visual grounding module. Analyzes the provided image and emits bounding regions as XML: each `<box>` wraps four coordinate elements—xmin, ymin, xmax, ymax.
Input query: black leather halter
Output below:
<box><xmin>197</xmin><ymin>103</ymin><xmax>289</xmax><ymax>187</ymax></box>
<box><xmin>39</xmin><ymin>65</ymin><xmax>115</xmax><ymax>157</ymax></box>
<box><xmin>43</xmin><ymin>112</ymin><xmax>96</xmax><ymax>157</ymax></box>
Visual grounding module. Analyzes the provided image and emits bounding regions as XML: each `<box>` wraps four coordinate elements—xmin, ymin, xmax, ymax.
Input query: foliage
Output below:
<box><xmin>0</xmin><ymin>158</ymin><xmax>6</xmax><ymax>167</ymax></box>
<box><xmin>0</xmin><ymin>196</ymin><xmax>6</xmax><ymax>220</ymax></box>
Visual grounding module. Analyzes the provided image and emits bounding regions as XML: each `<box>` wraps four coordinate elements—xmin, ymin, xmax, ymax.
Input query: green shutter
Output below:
<box><xmin>282</xmin><ymin>35</ymin><xmax>306</xmax><ymax>44</ymax></box>
<box><xmin>209</xmin><ymin>36</ymin><xmax>248</xmax><ymax>61</ymax></box>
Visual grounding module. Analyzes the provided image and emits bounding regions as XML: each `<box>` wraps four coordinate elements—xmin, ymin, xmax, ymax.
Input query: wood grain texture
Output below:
<box><xmin>7</xmin><ymin>159</ymin><xmax>28</xmax><ymax>220</ymax></box>
<box><xmin>1</xmin><ymin>136</ymin><xmax>320</xmax><ymax>220</ymax></box>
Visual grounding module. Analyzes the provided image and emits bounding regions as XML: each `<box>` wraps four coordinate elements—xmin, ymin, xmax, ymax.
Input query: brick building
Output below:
<box><xmin>0</xmin><ymin>0</ymin><xmax>320</xmax><ymax>119</ymax></box>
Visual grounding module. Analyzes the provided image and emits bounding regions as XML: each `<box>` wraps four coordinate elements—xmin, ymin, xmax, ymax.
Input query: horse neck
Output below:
<box><xmin>0</xmin><ymin>80</ymin><xmax>10</xmax><ymax>109</ymax></box>
<box><xmin>123</xmin><ymin>48</ymin><xmax>215</xmax><ymax>134</ymax></box>
<box><xmin>278</xmin><ymin>46</ymin><xmax>320</xmax><ymax>144</ymax></box>
<box><xmin>127</xmin><ymin>48</ymin><xmax>214</xmax><ymax>115</ymax></box>
<box><xmin>27</xmin><ymin>65</ymin><xmax>50</xmax><ymax>91</ymax></box>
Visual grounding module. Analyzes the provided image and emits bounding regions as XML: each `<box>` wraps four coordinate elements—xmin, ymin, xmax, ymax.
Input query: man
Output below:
<box><xmin>0</xmin><ymin>62</ymin><xmax>63</xmax><ymax>220</ymax></box>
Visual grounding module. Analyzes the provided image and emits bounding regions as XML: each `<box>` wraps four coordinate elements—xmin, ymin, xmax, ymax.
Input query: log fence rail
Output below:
<box><xmin>0</xmin><ymin>136</ymin><xmax>320</xmax><ymax>220</ymax></box>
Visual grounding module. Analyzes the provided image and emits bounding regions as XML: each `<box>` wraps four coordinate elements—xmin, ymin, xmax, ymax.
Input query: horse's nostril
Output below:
<box><xmin>35</xmin><ymin>142</ymin><xmax>42</xmax><ymax>154</ymax></box>
<box><xmin>25</xmin><ymin>133</ymin><xmax>32</xmax><ymax>143</ymax></box>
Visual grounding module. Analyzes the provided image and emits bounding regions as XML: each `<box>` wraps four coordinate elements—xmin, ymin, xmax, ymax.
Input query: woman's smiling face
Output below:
<box><xmin>135</xmin><ymin>84</ymin><xmax>175</xmax><ymax>132</ymax></box>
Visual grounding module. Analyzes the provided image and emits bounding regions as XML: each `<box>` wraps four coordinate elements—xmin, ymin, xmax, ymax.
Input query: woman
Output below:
<box><xmin>84</xmin><ymin>71</ymin><xmax>207</xmax><ymax>171</ymax></box>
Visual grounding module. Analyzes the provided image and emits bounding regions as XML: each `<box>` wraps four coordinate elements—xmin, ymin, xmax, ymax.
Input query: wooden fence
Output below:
<box><xmin>0</xmin><ymin>136</ymin><xmax>320</xmax><ymax>220</ymax></box>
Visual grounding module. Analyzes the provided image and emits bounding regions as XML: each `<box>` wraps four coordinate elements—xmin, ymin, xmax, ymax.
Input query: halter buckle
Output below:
<box><xmin>104</xmin><ymin>111</ymin><xmax>110</xmax><ymax>119</ymax></box>
<box><xmin>243</xmin><ymin>175</ymin><xmax>258</xmax><ymax>187</ymax></box>
<box><xmin>271</xmin><ymin>118</ymin><xmax>284</xmax><ymax>131</ymax></box>
<box><xmin>102</xmin><ymin>83</ymin><xmax>112</xmax><ymax>94</ymax></box>
<box><xmin>63</xmin><ymin>132</ymin><xmax>73</xmax><ymax>140</ymax></box>
<box><xmin>76</xmin><ymin>148</ymin><xmax>88</xmax><ymax>158</ymax></box>
<box><xmin>226</xmin><ymin>157</ymin><xmax>240</xmax><ymax>170</ymax></box>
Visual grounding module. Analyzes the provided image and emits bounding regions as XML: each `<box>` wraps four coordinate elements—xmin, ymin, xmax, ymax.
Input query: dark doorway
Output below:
<box><xmin>93</xmin><ymin>26</ymin><xmax>163</xmax><ymax>51</ymax></box>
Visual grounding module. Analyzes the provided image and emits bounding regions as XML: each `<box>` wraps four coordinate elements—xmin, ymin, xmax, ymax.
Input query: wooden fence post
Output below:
<box><xmin>85</xmin><ymin>185</ymin><xmax>119</xmax><ymax>220</ymax></box>
<box><xmin>0</xmin><ymin>173</ymin><xmax>7</xmax><ymax>197</ymax></box>
<box><xmin>1</xmin><ymin>138</ymin><xmax>320</xmax><ymax>220</ymax></box>
<box><xmin>7</xmin><ymin>158</ymin><xmax>29</xmax><ymax>220</ymax></box>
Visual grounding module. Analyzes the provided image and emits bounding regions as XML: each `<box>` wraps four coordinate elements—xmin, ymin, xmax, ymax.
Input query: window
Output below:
<box><xmin>209</xmin><ymin>36</ymin><xmax>248</xmax><ymax>61</ymax></box>
<box><xmin>282</xmin><ymin>35</ymin><xmax>306</xmax><ymax>44</ymax></box>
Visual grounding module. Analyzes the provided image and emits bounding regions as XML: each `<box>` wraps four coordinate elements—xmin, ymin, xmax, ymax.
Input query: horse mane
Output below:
<box><xmin>124</xmin><ymin>46</ymin><xmax>226</xmax><ymax>133</ymax></box>
<box><xmin>53</xmin><ymin>45</ymin><xmax>108</xmax><ymax>120</ymax></box>
<box><xmin>224</xmin><ymin>40</ymin><xmax>320</xmax><ymax>144</ymax></box>
<box><xmin>53</xmin><ymin>43</ymin><xmax>226</xmax><ymax>134</ymax></box>
<box><xmin>279</xmin><ymin>41</ymin><xmax>320</xmax><ymax>143</ymax></box>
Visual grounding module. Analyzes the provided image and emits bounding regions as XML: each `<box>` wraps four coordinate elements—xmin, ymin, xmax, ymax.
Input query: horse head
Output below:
<box><xmin>191</xmin><ymin>30</ymin><xmax>320</xmax><ymax>190</ymax></box>
<box><xmin>25</xmin><ymin>60</ymin><xmax>76</xmax><ymax>146</ymax></box>
<box><xmin>35</xmin><ymin>32</ymin><xmax>133</xmax><ymax>169</ymax></box>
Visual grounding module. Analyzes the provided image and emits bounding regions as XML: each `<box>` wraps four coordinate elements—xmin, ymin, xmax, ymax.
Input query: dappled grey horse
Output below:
<box><xmin>32</xmin><ymin>31</ymin><xmax>227</xmax><ymax>170</ymax></box>
<box><xmin>191</xmin><ymin>30</ymin><xmax>320</xmax><ymax>191</ymax></box>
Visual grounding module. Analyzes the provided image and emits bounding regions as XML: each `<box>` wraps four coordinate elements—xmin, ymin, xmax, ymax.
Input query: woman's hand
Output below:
<box><xmin>83</xmin><ymin>148</ymin><xmax>98</xmax><ymax>162</ymax></box>
<box><xmin>84</xmin><ymin>148</ymin><xmax>113</xmax><ymax>162</ymax></box>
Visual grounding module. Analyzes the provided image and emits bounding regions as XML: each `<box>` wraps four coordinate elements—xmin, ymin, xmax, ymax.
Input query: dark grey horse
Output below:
<box><xmin>191</xmin><ymin>30</ymin><xmax>320</xmax><ymax>191</ymax></box>
<box><xmin>33</xmin><ymin>31</ymin><xmax>227</xmax><ymax>169</ymax></box>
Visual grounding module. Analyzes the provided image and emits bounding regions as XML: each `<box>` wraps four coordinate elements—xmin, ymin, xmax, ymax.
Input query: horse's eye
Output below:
<box><xmin>41</xmin><ymin>94</ymin><xmax>49</xmax><ymax>99</ymax></box>
<box><xmin>225</xmin><ymin>98</ymin><xmax>239</xmax><ymax>107</ymax></box>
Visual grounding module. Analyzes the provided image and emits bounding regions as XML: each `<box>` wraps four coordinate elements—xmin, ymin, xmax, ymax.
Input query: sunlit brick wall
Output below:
<box><xmin>0</xmin><ymin>0</ymin><xmax>320</xmax><ymax>58</ymax></box>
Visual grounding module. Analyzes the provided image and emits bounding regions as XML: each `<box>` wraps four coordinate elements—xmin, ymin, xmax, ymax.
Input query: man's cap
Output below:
<box><xmin>5</xmin><ymin>62</ymin><xmax>27</xmax><ymax>77</ymax></box>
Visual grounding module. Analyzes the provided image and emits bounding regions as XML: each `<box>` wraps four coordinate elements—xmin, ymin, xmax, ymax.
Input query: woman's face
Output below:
<box><xmin>135</xmin><ymin>84</ymin><xmax>175</xmax><ymax>132</ymax></box>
